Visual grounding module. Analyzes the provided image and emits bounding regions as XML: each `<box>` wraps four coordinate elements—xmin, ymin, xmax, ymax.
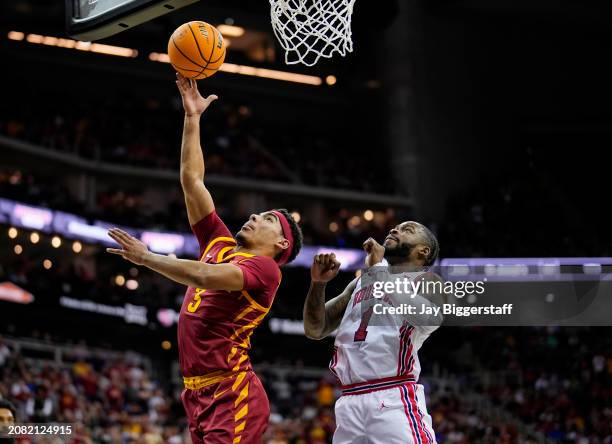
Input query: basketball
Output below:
<box><xmin>167</xmin><ymin>21</ymin><xmax>226</xmax><ymax>80</ymax></box>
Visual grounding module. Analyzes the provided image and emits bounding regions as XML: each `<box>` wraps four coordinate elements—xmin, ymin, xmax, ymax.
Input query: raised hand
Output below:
<box><xmin>106</xmin><ymin>228</ymin><xmax>150</xmax><ymax>265</ymax></box>
<box><xmin>311</xmin><ymin>253</ymin><xmax>341</xmax><ymax>283</ymax></box>
<box><xmin>363</xmin><ymin>237</ymin><xmax>385</xmax><ymax>267</ymax></box>
<box><xmin>175</xmin><ymin>72</ymin><xmax>218</xmax><ymax>117</ymax></box>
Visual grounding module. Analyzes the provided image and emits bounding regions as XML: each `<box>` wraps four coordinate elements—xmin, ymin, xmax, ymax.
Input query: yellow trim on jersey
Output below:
<box><xmin>232</xmin><ymin>353</ymin><xmax>249</xmax><ymax>371</ymax></box>
<box><xmin>232</xmin><ymin>371</ymin><xmax>247</xmax><ymax>391</ymax></box>
<box><xmin>235</xmin><ymin>404</ymin><xmax>248</xmax><ymax>421</ymax></box>
<box><xmin>222</xmin><ymin>252</ymin><xmax>255</xmax><ymax>262</ymax></box>
<box><xmin>217</xmin><ymin>245</ymin><xmax>235</xmax><ymax>262</ymax></box>
<box><xmin>235</xmin><ymin>331</ymin><xmax>253</xmax><ymax>350</ymax></box>
<box><xmin>233</xmin><ymin>306</ymin><xmax>255</xmax><ymax>323</ymax></box>
<box><xmin>183</xmin><ymin>370</ymin><xmax>236</xmax><ymax>390</ymax></box>
<box><xmin>240</xmin><ymin>290</ymin><xmax>269</xmax><ymax>313</ymax></box>
<box><xmin>235</xmin><ymin>421</ymin><xmax>246</xmax><ymax>434</ymax></box>
<box><xmin>233</xmin><ymin>374</ymin><xmax>250</xmax><ymax>444</ymax></box>
<box><xmin>230</xmin><ymin>312</ymin><xmax>268</xmax><ymax>341</ymax></box>
<box><xmin>227</xmin><ymin>347</ymin><xmax>238</xmax><ymax>363</ymax></box>
<box><xmin>200</xmin><ymin>236</ymin><xmax>236</xmax><ymax>260</ymax></box>
<box><xmin>235</xmin><ymin>382</ymin><xmax>250</xmax><ymax>407</ymax></box>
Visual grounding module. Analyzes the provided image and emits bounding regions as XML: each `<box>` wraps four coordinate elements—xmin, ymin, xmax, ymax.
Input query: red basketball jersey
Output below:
<box><xmin>178</xmin><ymin>211</ymin><xmax>281</xmax><ymax>377</ymax></box>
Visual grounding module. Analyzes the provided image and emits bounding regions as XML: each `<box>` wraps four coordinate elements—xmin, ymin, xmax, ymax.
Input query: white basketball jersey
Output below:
<box><xmin>330</xmin><ymin>269</ymin><xmax>440</xmax><ymax>386</ymax></box>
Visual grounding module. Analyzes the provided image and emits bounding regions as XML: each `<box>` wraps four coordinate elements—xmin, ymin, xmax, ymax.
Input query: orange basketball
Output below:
<box><xmin>167</xmin><ymin>21</ymin><xmax>226</xmax><ymax>80</ymax></box>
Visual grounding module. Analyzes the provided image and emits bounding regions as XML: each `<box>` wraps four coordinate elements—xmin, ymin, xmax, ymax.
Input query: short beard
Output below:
<box><xmin>384</xmin><ymin>242</ymin><xmax>415</xmax><ymax>265</ymax></box>
<box><xmin>235</xmin><ymin>231</ymin><xmax>246</xmax><ymax>246</ymax></box>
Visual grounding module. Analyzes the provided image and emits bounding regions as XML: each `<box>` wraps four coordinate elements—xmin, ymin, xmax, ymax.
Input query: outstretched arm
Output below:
<box><xmin>303</xmin><ymin>253</ymin><xmax>357</xmax><ymax>340</ymax></box>
<box><xmin>106</xmin><ymin>228</ymin><xmax>244</xmax><ymax>291</ymax></box>
<box><xmin>175</xmin><ymin>73</ymin><xmax>218</xmax><ymax>225</ymax></box>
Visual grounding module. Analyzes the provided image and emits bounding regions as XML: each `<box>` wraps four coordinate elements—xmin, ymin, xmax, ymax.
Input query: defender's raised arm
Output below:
<box><xmin>303</xmin><ymin>253</ymin><xmax>356</xmax><ymax>340</ymax></box>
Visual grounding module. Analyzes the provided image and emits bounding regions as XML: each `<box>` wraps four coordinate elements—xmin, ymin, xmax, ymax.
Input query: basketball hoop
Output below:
<box><xmin>269</xmin><ymin>0</ymin><xmax>357</xmax><ymax>66</ymax></box>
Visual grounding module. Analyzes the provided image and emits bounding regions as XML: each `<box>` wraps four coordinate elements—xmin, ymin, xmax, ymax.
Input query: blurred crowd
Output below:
<box><xmin>4</xmin><ymin>326</ymin><xmax>608</xmax><ymax>444</ymax></box>
<box><xmin>0</xmin><ymin>92</ymin><xmax>393</xmax><ymax>195</ymax></box>
<box><xmin>470</xmin><ymin>327</ymin><xmax>611</xmax><ymax>442</ymax></box>
<box><xmin>0</xmin><ymin>168</ymin><xmax>396</xmax><ymax>250</ymax></box>
<box><xmin>0</xmin><ymin>337</ymin><xmax>188</xmax><ymax>444</ymax></box>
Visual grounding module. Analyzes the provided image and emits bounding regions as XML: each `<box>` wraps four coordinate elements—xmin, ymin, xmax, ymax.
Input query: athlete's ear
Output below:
<box><xmin>276</xmin><ymin>238</ymin><xmax>290</xmax><ymax>252</ymax></box>
<box><xmin>419</xmin><ymin>245</ymin><xmax>431</xmax><ymax>261</ymax></box>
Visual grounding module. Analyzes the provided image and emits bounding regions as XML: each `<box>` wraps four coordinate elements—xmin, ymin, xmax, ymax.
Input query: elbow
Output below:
<box><xmin>180</xmin><ymin>171</ymin><xmax>201</xmax><ymax>187</ymax></box>
<box><xmin>188</xmin><ymin>266</ymin><xmax>209</xmax><ymax>289</ymax></box>
<box><xmin>303</xmin><ymin>325</ymin><xmax>326</xmax><ymax>340</ymax></box>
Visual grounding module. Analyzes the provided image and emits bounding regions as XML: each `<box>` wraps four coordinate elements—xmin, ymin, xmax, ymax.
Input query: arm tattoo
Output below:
<box><xmin>303</xmin><ymin>279</ymin><xmax>356</xmax><ymax>340</ymax></box>
<box><xmin>303</xmin><ymin>281</ymin><xmax>328</xmax><ymax>339</ymax></box>
<box><xmin>323</xmin><ymin>292</ymin><xmax>352</xmax><ymax>333</ymax></box>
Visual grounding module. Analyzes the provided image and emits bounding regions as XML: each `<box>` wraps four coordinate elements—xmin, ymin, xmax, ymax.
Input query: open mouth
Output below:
<box><xmin>385</xmin><ymin>235</ymin><xmax>398</xmax><ymax>243</ymax></box>
<box><xmin>242</xmin><ymin>223</ymin><xmax>255</xmax><ymax>232</ymax></box>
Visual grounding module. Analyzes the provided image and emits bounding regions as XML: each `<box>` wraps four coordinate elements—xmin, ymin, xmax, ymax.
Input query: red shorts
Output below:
<box><xmin>181</xmin><ymin>370</ymin><xmax>270</xmax><ymax>444</ymax></box>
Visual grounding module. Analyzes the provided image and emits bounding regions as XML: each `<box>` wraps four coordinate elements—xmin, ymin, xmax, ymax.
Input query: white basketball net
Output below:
<box><xmin>269</xmin><ymin>0</ymin><xmax>357</xmax><ymax>66</ymax></box>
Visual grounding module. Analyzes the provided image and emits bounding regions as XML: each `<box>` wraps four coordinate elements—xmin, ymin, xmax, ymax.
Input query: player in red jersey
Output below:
<box><xmin>106</xmin><ymin>73</ymin><xmax>303</xmax><ymax>444</ymax></box>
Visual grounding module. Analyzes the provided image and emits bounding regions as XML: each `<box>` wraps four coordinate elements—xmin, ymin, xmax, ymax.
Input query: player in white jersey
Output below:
<box><xmin>303</xmin><ymin>221</ymin><xmax>444</xmax><ymax>444</ymax></box>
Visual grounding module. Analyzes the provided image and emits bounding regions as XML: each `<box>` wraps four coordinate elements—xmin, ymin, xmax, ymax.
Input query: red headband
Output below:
<box><xmin>271</xmin><ymin>210</ymin><xmax>294</xmax><ymax>265</ymax></box>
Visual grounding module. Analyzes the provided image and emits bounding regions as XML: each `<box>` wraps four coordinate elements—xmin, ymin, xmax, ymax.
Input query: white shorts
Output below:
<box><xmin>333</xmin><ymin>382</ymin><xmax>436</xmax><ymax>444</ymax></box>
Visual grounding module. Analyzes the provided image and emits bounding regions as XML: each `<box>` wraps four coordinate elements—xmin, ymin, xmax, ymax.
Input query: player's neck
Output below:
<box><xmin>233</xmin><ymin>244</ymin><xmax>273</xmax><ymax>258</ymax></box>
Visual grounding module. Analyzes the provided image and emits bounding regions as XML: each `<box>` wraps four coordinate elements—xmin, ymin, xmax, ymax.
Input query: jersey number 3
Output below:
<box><xmin>353</xmin><ymin>306</ymin><xmax>374</xmax><ymax>342</ymax></box>
<box><xmin>187</xmin><ymin>288</ymin><xmax>206</xmax><ymax>313</ymax></box>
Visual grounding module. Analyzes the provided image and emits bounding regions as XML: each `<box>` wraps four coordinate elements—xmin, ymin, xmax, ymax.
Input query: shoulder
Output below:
<box><xmin>236</xmin><ymin>255</ymin><xmax>282</xmax><ymax>290</ymax></box>
<box><xmin>192</xmin><ymin>211</ymin><xmax>233</xmax><ymax>241</ymax></box>
<box><xmin>237</xmin><ymin>254</ymin><xmax>278</xmax><ymax>268</ymax></box>
<box><xmin>412</xmin><ymin>270</ymin><xmax>442</xmax><ymax>283</ymax></box>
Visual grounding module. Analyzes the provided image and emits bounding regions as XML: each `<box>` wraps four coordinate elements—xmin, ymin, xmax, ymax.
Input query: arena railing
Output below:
<box><xmin>2</xmin><ymin>335</ymin><xmax>152</xmax><ymax>375</ymax></box>
<box><xmin>0</xmin><ymin>134</ymin><xmax>413</xmax><ymax>207</ymax></box>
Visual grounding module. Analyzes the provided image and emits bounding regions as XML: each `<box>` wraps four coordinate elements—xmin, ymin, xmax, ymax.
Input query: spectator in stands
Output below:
<box><xmin>0</xmin><ymin>398</ymin><xmax>16</xmax><ymax>425</ymax></box>
<box><xmin>24</xmin><ymin>386</ymin><xmax>53</xmax><ymax>422</ymax></box>
<box><xmin>0</xmin><ymin>398</ymin><xmax>16</xmax><ymax>444</ymax></box>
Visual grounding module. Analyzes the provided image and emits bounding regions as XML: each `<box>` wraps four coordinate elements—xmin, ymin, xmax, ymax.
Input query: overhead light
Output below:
<box><xmin>149</xmin><ymin>52</ymin><xmax>168</xmax><ymax>62</ymax></box>
<box><xmin>7</xmin><ymin>31</ymin><xmax>24</xmax><ymax>41</ymax></box>
<box><xmin>326</xmin><ymin>75</ymin><xmax>337</xmax><ymax>86</ymax></box>
<box><xmin>8</xmin><ymin>227</ymin><xmax>18</xmax><ymax>239</ymax></box>
<box><xmin>43</xmin><ymin>259</ymin><xmax>53</xmax><ymax>270</ymax></box>
<box><xmin>291</xmin><ymin>211</ymin><xmax>301</xmax><ymax>223</ymax></box>
<box><xmin>363</xmin><ymin>210</ymin><xmax>374</xmax><ymax>221</ymax></box>
<box><xmin>26</xmin><ymin>34</ymin><xmax>43</xmax><ymax>43</ymax></box>
<box><xmin>348</xmin><ymin>216</ymin><xmax>361</xmax><ymax>228</ymax></box>
<box><xmin>30</xmin><ymin>232</ymin><xmax>40</xmax><ymax>244</ymax></box>
<box><xmin>14</xmin><ymin>245</ymin><xmax>23</xmax><ymax>255</ymax></box>
<box><xmin>72</xmin><ymin>241</ymin><xmax>82</xmax><ymax>253</ymax></box>
<box><xmin>222</xmin><ymin>62</ymin><xmax>322</xmax><ymax>85</ymax></box>
<box><xmin>9</xmin><ymin>31</ymin><xmax>137</xmax><ymax>58</ymax></box>
<box><xmin>149</xmin><ymin>52</ymin><xmax>322</xmax><ymax>86</ymax></box>
<box><xmin>115</xmin><ymin>275</ymin><xmax>126</xmax><ymax>286</ymax></box>
<box><xmin>217</xmin><ymin>24</ymin><xmax>245</xmax><ymax>37</ymax></box>
<box><xmin>51</xmin><ymin>236</ymin><xmax>62</xmax><ymax>248</ymax></box>
<box><xmin>126</xmin><ymin>279</ymin><xmax>139</xmax><ymax>290</ymax></box>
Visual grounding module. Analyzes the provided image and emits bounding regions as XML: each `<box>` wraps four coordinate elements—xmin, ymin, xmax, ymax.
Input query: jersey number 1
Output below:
<box><xmin>353</xmin><ymin>306</ymin><xmax>374</xmax><ymax>342</ymax></box>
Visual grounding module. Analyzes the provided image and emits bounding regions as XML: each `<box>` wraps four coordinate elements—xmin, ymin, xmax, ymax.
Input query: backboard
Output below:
<box><xmin>66</xmin><ymin>0</ymin><xmax>200</xmax><ymax>41</ymax></box>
